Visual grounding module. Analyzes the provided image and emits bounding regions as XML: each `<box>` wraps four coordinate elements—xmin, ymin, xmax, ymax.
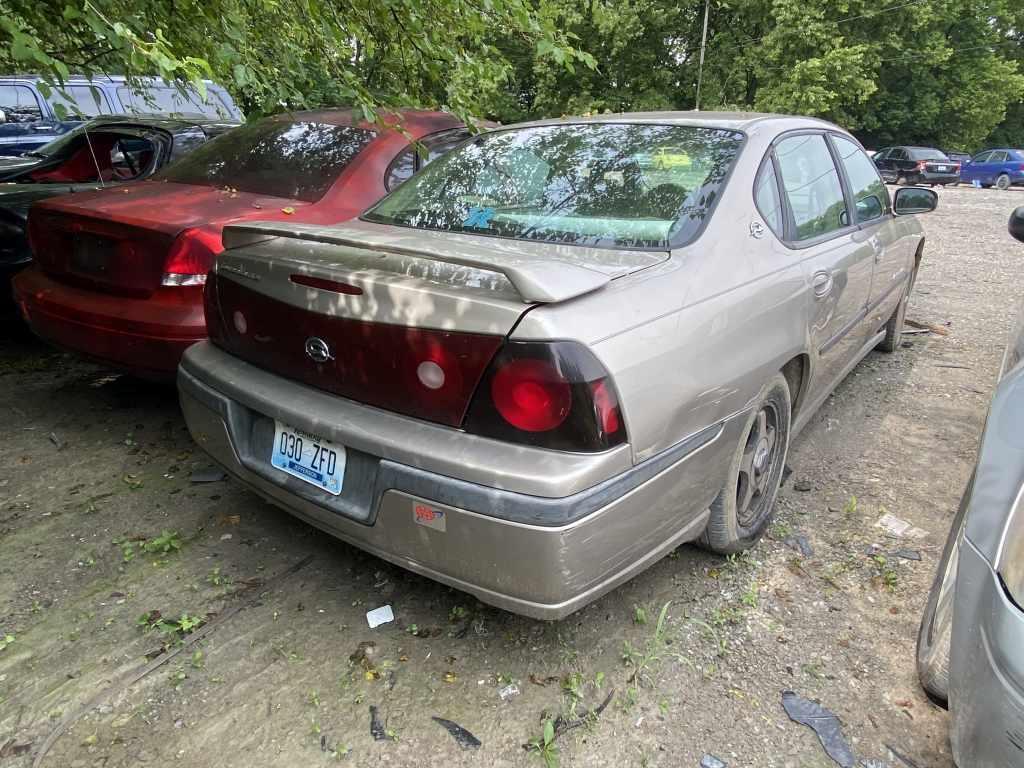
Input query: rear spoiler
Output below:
<box><xmin>221</xmin><ymin>221</ymin><xmax>610</xmax><ymax>304</ymax></box>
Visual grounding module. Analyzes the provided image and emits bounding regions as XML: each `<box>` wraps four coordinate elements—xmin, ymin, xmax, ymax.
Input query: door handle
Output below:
<box><xmin>812</xmin><ymin>270</ymin><xmax>834</xmax><ymax>299</ymax></box>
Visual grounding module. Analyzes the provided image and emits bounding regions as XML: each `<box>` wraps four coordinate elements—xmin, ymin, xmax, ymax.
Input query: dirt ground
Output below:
<box><xmin>1</xmin><ymin>186</ymin><xmax>1021</xmax><ymax>768</ymax></box>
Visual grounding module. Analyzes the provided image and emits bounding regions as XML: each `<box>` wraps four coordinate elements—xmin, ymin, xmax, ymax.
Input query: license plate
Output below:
<box><xmin>936</xmin><ymin>165</ymin><xmax>949</xmax><ymax>172</ymax></box>
<box><xmin>270</xmin><ymin>421</ymin><xmax>345</xmax><ymax>495</ymax></box>
<box><xmin>71</xmin><ymin>235</ymin><xmax>114</xmax><ymax>275</ymax></box>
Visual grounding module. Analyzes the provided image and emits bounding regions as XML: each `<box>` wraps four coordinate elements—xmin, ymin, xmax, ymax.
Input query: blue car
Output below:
<box><xmin>960</xmin><ymin>148</ymin><xmax>1024</xmax><ymax>190</ymax></box>
<box><xmin>0</xmin><ymin>75</ymin><xmax>243</xmax><ymax>156</ymax></box>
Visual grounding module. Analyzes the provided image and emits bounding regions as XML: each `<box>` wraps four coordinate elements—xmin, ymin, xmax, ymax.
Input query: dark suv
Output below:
<box><xmin>873</xmin><ymin>146</ymin><xmax>960</xmax><ymax>186</ymax></box>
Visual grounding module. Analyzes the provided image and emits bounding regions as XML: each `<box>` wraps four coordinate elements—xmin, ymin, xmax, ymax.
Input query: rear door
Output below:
<box><xmin>772</xmin><ymin>132</ymin><xmax>875</xmax><ymax>395</ymax></box>
<box><xmin>962</xmin><ymin>151</ymin><xmax>990</xmax><ymax>184</ymax></box>
<box><xmin>988</xmin><ymin>151</ymin><xmax>1009</xmax><ymax>183</ymax></box>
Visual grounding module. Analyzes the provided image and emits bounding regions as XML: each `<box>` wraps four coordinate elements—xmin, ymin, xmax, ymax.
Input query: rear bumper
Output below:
<box><xmin>918</xmin><ymin>171</ymin><xmax>960</xmax><ymax>184</ymax></box>
<box><xmin>949</xmin><ymin>538</ymin><xmax>1024</xmax><ymax>766</ymax></box>
<box><xmin>178</xmin><ymin>342</ymin><xmax>742</xmax><ymax>619</ymax></box>
<box><xmin>12</xmin><ymin>265</ymin><xmax>204</xmax><ymax>377</ymax></box>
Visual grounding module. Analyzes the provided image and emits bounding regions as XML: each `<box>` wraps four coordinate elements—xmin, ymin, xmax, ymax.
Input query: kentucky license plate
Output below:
<box><xmin>270</xmin><ymin>421</ymin><xmax>345</xmax><ymax>495</ymax></box>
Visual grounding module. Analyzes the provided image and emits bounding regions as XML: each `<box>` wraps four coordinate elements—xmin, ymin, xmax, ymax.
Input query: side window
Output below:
<box><xmin>0</xmin><ymin>84</ymin><xmax>43</xmax><ymax>122</ymax></box>
<box><xmin>890</xmin><ymin>148</ymin><xmax>908</xmax><ymax>161</ymax></box>
<box><xmin>832</xmin><ymin>135</ymin><xmax>886</xmax><ymax>223</ymax></box>
<box><xmin>386</xmin><ymin>128</ymin><xmax>471</xmax><ymax>190</ymax></box>
<box><xmin>972</xmin><ymin>151</ymin><xmax>991</xmax><ymax>163</ymax></box>
<box><xmin>753</xmin><ymin>157</ymin><xmax>784</xmax><ymax>237</ymax></box>
<box><xmin>775</xmin><ymin>134</ymin><xmax>849</xmax><ymax>242</ymax></box>
<box><xmin>873</xmin><ymin>148</ymin><xmax>889</xmax><ymax>161</ymax></box>
<box><xmin>991</xmin><ymin>151</ymin><xmax>1009</xmax><ymax>163</ymax></box>
<box><xmin>47</xmin><ymin>85</ymin><xmax>113</xmax><ymax>118</ymax></box>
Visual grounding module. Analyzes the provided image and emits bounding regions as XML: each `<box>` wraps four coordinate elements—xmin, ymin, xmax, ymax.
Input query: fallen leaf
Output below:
<box><xmin>281</xmin><ymin>206</ymin><xmax>296</xmax><ymax>215</ymax></box>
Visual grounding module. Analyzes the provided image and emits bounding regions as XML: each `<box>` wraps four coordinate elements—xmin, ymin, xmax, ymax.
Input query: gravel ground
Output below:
<box><xmin>0</xmin><ymin>186</ymin><xmax>1021</xmax><ymax>768</ymax></box>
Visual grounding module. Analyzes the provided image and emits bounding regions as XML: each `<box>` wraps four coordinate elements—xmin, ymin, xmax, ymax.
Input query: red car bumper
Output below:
<box><xmin>13</xmin><ymin>265</ymin><xmax>206</xmax><ymax>378</ymax></box>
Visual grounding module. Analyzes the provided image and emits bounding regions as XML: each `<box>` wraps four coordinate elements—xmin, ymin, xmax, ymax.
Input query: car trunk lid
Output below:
<box><xmin>28</xmin><ymin>182</ymin><xmax>311</xmax><ymax>297</ymax></box>
<box><xmin>207</xmin><ymin>220</ymin><xmax>666</xmax><ymax>426</ymax></box>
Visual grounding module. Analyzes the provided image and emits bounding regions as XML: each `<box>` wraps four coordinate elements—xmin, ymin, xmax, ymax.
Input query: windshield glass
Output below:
<box><xmin>157</xmin><ymin>119</ymin><xmax>374</xmax><ymax>202</ymax></box>
<box><xmin>909</xmin><ymin>148</ymin><xmax>948</xmax><ymax>161</ymax></box>
<box><xmin>363</xmin><ymin>123</ymin><xmax>744</xmax><ymax>249</ymax></box>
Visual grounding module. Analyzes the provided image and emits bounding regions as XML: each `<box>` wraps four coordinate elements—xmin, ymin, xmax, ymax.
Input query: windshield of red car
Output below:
<box><xmin>363</xmin><ymin>123</ymin><xmax>743</xmax><ymax>249</ymax></box>
<box><xmin>157</xmin><ymin>120</ymin><xmax>375</xmax><ymax>202</ymax></box>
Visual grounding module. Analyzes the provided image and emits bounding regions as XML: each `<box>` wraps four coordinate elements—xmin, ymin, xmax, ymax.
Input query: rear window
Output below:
<box><xmin>909</xmin><ymin>148</ymin><xmax>948</xmax><ymax>161</ymax></box>
<box><xmin>364</xmin><ymin>123</ymin><xmax>744</xmax><ymax>249</ymax></box>
<box><xmin>157</xmin><ymin>120</ymin><xmax>374</xmax><ymax>202</ymax></box>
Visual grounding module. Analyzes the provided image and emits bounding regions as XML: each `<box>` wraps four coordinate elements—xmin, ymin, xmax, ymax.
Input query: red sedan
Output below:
<box><xmin>14</xmin><ymin>109</ymin><xmax>473</xmax><ymax>378</ymax></box>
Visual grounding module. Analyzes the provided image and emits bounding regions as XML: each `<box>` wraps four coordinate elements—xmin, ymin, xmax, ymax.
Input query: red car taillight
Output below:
<box><xmin>163</xmin><ymin>228</ymin><xmax>222</xmax><ymax>287</ymax></box>
<box><xmin>464</xmin><ymin>341</ymin><xmax>626</xmax><ymax>451</ymax></box>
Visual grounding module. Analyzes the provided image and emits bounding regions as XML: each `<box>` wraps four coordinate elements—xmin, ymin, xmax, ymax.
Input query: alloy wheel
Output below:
<box><xmin>736</xmin><ymin>404</ymin><xmax>781</xmax><ymax>528</ymax></box>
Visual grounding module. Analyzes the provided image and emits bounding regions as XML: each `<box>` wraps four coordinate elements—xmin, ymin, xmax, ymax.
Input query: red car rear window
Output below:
<box><xmin>157</xmin><ymin>119</ymin><xmax>375</xmax><ymax>202</ymax></box>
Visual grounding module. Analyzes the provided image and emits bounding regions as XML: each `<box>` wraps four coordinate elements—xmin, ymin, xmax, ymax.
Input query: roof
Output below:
<box><xmin>0</xmin><ymin>74</ymin><xmax>225</xmax><ymax>87</ymax></box>
<box><xmin>264</xmin><ymin>108</ymin><xmax>468</xmax><ymax>137</ymax></box>
<box><xmin>505</xmin><ymin>110</ymin><xmax>841</xmax><ymax>133</ymax></box>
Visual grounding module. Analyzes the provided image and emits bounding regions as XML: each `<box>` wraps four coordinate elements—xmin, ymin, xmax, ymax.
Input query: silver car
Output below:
<box><xmin>179</xmin><ymin>113</ymin><xmax>936</xmax><ymax>619</ymax></box>
<box><xmin>916</xmin><ymin>205</ymin><xmax>1024</xmax><ymax>766</ymax></box>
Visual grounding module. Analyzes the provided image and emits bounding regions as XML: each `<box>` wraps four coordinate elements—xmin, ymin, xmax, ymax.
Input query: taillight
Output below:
<box><xmin>163</xmin><ymin>228</ymin><xmax>222</xmax><ymax>286</ymax></box>
<box><xmin>464</xmin><ymin>341</ymin><xmax>626</xmax><ymax>452</ymax></box>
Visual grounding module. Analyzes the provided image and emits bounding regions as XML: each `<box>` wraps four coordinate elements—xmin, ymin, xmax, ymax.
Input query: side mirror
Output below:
<box><xmin>1010</xmin><ymin>206</ymin><xmax>1024</xmax><ymax>244</ymax></box>
<box><xmin>893</xmin><ymin>187</ymin><xmax>938</xmax><ymax>215</ymax></box>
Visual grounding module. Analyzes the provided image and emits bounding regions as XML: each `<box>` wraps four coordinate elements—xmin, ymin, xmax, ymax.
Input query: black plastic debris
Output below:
<box><xmin>892</xmin><ymin>549</ymin><xmax>922</xmax><ymax>561</ymax></box>
<box><xmin>701</xmin><ymin>754</ymin><xmax>727</xmax><ymax>768</ymax></box>
<box><xmin>884</xmin><ymin>743</ymin><xmax>921</xmax><ymax>768</ymax></box>
<box><xmin>369</xmin><ymin>705</ymin><xmax>388</xmax><ymax>741</ymax></box>
<box><xmin>781</xmin><ymin>690</ymin><xmax>856</xmax><ymax>768</ymax></box>
<box><xmin>432</xmin><ymin>717</ymin><xmax>482</xmax><ymax>750</ymax></box>
<box><xmin>190</xmin><ymin>468</ymin><xmax>226</xmax><ymax>483</ymax></box>
<box><xmin>784</xmin><ymin>534</ymin><xmax>814</xmax><ymax>557</ymax></box>
<box><xmin>793</xmin><ymin>479</ymin><xmax>813</xmax><ymax>492</ymax></box>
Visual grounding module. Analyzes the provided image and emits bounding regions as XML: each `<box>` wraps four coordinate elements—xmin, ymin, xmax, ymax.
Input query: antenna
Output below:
<box><xmin>695</xmin><ymin>0</ymin><xmax>710</xmax><ymax>111</ymax></box>
<box><xmin>82</xmin><ymin>122</ymin><xmax>105</xmax><ymax>187</ymax></box>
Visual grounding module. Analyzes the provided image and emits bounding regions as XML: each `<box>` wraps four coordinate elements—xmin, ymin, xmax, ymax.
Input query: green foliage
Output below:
<box><xmin>137</xmin><ymin>610</ymin><xmax>205</xmax><ymax>643</ymax></box>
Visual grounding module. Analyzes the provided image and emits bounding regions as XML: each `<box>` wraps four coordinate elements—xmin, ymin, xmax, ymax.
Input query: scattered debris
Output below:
<box><xmin>552</xmin><ymin>689</ymin><xmax>614</xmax><ymax>737</ymax></box>
<box><xmin>499</xmin><ymin>683</ymin><xmax>521</xmax><ymax>701</ymax></box>
<box><xmin>701</xmin><ymin>755</ymin><xmax>727</xmax><ymax>768</ymax></box>
<box><xmin>366</xmin><ymin>605</ymin><xmax>394</xmax><ymax>629</ymax></box>
<box><xmin>934</xmin><ymin>363</ymin><xmax>971</xmax><ymax>370</ymax></box>
<box><xmin>190</xmin><ymin>468</ymin><xmax>226</xmax><ymax>483</ymax></box>
<box><xmin>891</xmin><ymin>549</ymin><xmax>922</xmax><ymax>561</ymax></box>
<box><xmin>529</xmin><ymin>673</ymin><xmax>560</xmax><ymax>687</ymax></box>
<box><xmin>349</xmin><ymin>641</ymin><xmax>376</xmax><ymax>666</ymax></box>
<box><xmin>0</xmin><ymin>739</ymin><xmax>32</xmax><ymax>758</ymax></box>
<box><xmin>904</xmin><ymin>319</ymin><xmax>949</xmax><ymax>336</ymax></box>
<box><xmin>784</xmin><ymin>534</ymin><xmax>814</xmax><ymax>557</ymax></box>
<box><xmin>874</xmin><ymin>513</ymin><xmax>927</xmax><ymax>539</ymax></box>
<box><xmin>432</xmin><ymin>717</ymin><xmax>482</xmax><ymax>750</ymax></box>
<box><xmin>884</xmin><ymin>744</ymin><xmax>921</xmax><ymax>768</ymax></box>
<box><xmin>369</xmin><ymin>705</ymin><xmax>388</xmax><ymax>741</ymax></box>
<box><xmin>793</xmin><ymin>479</ymin><xmax>813</xmax><ymax>492</ymax></box>
<box><xmin>48</xmin><ymin>432</ymin><xmax>65</xmax><ymax>450</ymax></box>
<box><xmin>861</xmin><ymin>760</ymin><xmax>890</xmax><ymax>768</ymax></box>
<box><xmin>782</xmin><ymin>464</ymin><xmax>793</xmax><ymax>485</ymax></box>
<box><xmin>781</xmin><ymin>690</ymin><xmax>856</xmax><ymax>768</ymax></box>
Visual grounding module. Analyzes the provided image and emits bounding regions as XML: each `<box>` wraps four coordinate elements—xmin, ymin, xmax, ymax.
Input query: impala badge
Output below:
<box><xmin>305</xmin><ymin>337</ymin><xmax>334</xmax><ymax>364</ymax></box>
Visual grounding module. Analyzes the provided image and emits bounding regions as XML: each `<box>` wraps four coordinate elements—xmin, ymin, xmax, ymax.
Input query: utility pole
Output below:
<box><xmin>695</xmin><ymin>0</ymin><xmax>710</xmax><ymax>111</ymax></box>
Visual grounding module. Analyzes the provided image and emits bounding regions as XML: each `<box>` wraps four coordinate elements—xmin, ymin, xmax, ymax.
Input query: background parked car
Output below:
<box><xmin>0</xmin><ymin>115</ymin><xmax>238</xmax><ymax>286</ymax></box>
<box><xmin>916</xmin><ymin>205</ymin><xmax>1024</xmax><ymax>767</ymax></box>
<box><xmin>13</xmin><ymin>109</ymin><xmax>476</xmax><ymax>378</ymax></box>
<box><xmin>942</xmin><ymin>149</ymin><xmax>973</xmax><ymax>169</ymax></box>
<box><xmin>179</xmin><ymin>113</ymin><xmax>936</xmax><ymax>619</ymax></box>
<box><xmin>0</xmin><ymin>75</ymin><xmax>242</xmax><ymax>156</ymax></box>
<box><xmin>873</xmin><ymin>146</ymin><xmax>960</xmax><ymax>186</ymax></box>
<box><xmin>960</xmin><ymin>148</ymin><xmax>1024</xmax><ymax>190</ymax></box>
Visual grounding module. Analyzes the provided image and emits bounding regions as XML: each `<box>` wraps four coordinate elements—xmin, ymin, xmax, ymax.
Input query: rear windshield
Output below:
<box><xmin>909</xmin><ymin>148</ymin><xmax>948</xmax><ymax>161</ymax></box>
<box><xmin>363</xmin><ymin>123</ymin><xmax>744</xmax><ymax>249</ymax></box>
<box><xmin>158</xmin><ymin>119</ymin><xmax>374</xmax><ymax>202</ymax></box>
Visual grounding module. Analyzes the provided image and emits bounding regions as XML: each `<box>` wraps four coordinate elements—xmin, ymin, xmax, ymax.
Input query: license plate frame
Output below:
<box><xmin>270</xmin><ymin>421</ymin><xmax>346</xmax><ymax>495</ymax></box>
<box><xmin>70</xmin><ymin>234</ymin><xmax>114</xmax><ymax>276</ymax></box>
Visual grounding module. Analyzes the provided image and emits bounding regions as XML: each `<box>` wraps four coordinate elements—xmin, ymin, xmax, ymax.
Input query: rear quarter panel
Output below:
<box><xmin>514</xmin><ymin>121</ymin><xmax>811</xmax><ymax>464</ymax></box>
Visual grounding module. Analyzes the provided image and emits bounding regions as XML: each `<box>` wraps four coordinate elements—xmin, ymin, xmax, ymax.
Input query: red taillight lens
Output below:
<box><xmin>465</xmin><ymin>341</ymin><xmax>626</xmax><ymax>452</ymax></box>
<box><xmin>163</xmin><ymin>228</ymin><xmax>223</xmax><ymax>286</ymax></box>
<box><xmin>491</xmin><ymin>358</ymin><xmax>572</xmax><ymax>432</ymax></box>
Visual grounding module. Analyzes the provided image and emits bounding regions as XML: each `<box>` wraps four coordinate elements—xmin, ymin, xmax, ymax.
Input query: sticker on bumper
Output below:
<box><xmin>414</xmin><ymin>503</ymin><xmax>446</xmax><ymax>532</ymax></box>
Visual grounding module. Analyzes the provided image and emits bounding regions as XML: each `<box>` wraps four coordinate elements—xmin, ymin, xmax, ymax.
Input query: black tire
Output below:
<box><xmin>996</xmin><ymin>173</ymin><xmax>1011</xmax><ymax>191</ymax></box>
<box><xmin>701</xmin><ymin>373</ymin><xmax>791</xmax><ymax>554</ymax></box>
<box><xmin>877</xmin><ymin>264</ymin><xmax>917</xmax><ymax>353</ymax></box>
<box><xmin>916</xmin><ymin>473</ymin><xmax>972</xmax><ymax>706</ymax></box>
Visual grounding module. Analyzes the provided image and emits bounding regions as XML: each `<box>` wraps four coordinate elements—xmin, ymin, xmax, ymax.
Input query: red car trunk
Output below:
<box><xmin>28</xmin><ymin>182</ymin><xmax>311</xmax><ymax>297</ymax></box>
